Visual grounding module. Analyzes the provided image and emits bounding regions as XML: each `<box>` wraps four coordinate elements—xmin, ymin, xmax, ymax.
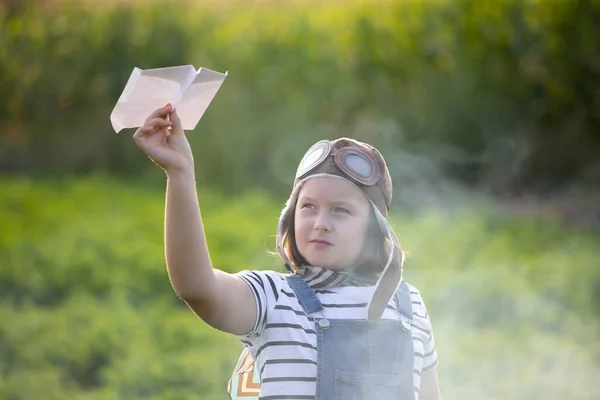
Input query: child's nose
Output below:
<box><xmin>314</xmin><ymin>211</ymin><xmax>332</xmax><ymax>231</ymax></box>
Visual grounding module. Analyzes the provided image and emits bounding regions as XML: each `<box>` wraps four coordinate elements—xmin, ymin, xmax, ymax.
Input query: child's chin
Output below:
<box><xmin>305</xmin><ymin>253</ymin><xmax>349</xmax><ymax>271</ymax></box>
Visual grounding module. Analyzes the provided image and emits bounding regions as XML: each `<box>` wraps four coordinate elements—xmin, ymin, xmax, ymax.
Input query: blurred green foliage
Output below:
<box><xmin>0</xmin><ymin>0</ymin><xmax>599</xmax><ymax>196</ymax></box>
<box><xmin>1</xmin><ymin>175</ymin><xmax>599</xmax><ymax>399</ymax></box>
<box><xmin>1</xmin><ymin>0</ymin><xmax>600</xmax><ymax>398</ymax></box>
<box><xmin>0</xmin><ymin>175</ymin><xmax>280</xmax><ymax>400</ymax></box>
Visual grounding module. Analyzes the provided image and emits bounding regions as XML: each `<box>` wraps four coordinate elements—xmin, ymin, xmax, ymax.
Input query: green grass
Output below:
<box><xmin>1</xmin><ymin>175</ymin><xmax>599</xmax><ymax>399</ymax></box>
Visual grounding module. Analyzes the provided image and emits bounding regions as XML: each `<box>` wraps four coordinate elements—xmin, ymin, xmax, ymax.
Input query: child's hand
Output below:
<box><xmin>133</xmin><ymin>104</ymin><xmax>194</xmax><ymax>175</ymax></box>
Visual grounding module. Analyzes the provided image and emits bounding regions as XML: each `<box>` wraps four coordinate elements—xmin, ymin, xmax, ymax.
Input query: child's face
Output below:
<box><xmin>294</xmin><ymin>177</ymin><xmax>371</xmax><ymax>271</ymax></box>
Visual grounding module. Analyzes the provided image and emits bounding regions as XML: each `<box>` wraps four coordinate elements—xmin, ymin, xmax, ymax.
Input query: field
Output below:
<box><xmin>1</xmin><ymin>175</ymin><xmax>599</xmax><ymax>399</ymax></box>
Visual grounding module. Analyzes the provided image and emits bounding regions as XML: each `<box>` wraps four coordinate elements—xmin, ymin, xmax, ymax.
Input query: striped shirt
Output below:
<box><xmin>235</xmin><ymin>270</ymin><xmax>438</xmax><ymax>400</ymax></box>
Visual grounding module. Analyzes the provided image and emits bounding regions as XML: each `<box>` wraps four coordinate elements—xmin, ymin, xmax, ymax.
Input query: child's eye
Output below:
<box><xmin>301</xmin><ymin>203</ymin><xmax>316</xmax><ymax>209</ymax></box>
<box><xmin>334</xmin><ymin>207</ymin><xmax>350</xmax><ymax>214</ymax></box>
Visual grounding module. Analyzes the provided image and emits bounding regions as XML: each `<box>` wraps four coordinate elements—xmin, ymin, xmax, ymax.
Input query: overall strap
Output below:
<box><xmin>393</xmin><ymin>281</ymin><xmax>413</xmax><ymax>320</ymax></box>
<box><xmin>285</xmin><ymin>275</ymin><xmax>324</xmax><ymax>315</ymax></box>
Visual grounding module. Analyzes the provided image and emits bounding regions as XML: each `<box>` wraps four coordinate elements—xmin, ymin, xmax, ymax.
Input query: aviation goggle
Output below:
<box><xmin>295</xmin><ymin>140</ymin><xmax>381</xmax><ymax>186</ymax></box>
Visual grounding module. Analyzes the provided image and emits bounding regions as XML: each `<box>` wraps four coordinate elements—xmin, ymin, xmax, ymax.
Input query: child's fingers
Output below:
<box><xmin>146</xmin><ymin>103</ymin><xmax>173</xmax><ymax>120</ymax></box>
<box><xmin>169</xmin><ymin>108</ymin><xmax>183</xmax><ymax>135</ymax></box>
<box><xmin>139</xmin><ymin>118</ymin><xmax>173</xmax><ymax>134</ymax></box>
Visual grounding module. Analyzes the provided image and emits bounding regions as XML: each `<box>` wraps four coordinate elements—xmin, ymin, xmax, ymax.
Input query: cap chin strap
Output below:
<box><xmin>276</xmin><ymin>174</ymin><xmax>403</xmax><ymax>316</ymax></box>
<box><xmin>365</xmin><ymin>204</ymin><xmax>403</xmax><ymax>318</ymax></box>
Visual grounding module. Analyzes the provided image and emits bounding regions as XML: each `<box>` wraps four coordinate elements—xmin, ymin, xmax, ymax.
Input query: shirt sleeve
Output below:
<box><xmin>422</xmin><ymin>325</ymin><xmax>438</xmax><ymax>371</ymax></box>
<box><xmin>234</xmin><ymin>270</ymin><xmax>283</xmax><ymax>341</ymax></box>
<box><xmin>408</xmin><ymin>285</ymin><xmax>439</xmax><ymax>371</ymax></box>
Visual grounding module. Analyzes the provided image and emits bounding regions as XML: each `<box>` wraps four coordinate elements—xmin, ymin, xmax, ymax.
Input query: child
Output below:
<box><xmin>134</xmin><ymin>104</ymin><xmax>441</xmax><ymax>400</ymax></box>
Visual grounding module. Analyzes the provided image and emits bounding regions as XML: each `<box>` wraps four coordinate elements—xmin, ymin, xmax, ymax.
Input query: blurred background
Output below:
<box><xmin>1</xmin><ymin>0</ymin><xmax>599</xmax><ymax>398</ymax></box>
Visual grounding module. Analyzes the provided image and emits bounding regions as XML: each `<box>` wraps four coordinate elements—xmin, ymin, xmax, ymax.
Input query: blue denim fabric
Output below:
<box><xmin>286</xmin><ymin>275</ymin><xmax>415</xmax><ymax>400</ymax></box>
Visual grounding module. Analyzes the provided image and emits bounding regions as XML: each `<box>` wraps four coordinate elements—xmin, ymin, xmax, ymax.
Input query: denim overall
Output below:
<box><xmin>286</xmin><ymin>275</ymin><xmax>415</xmax><ymax>400</ymax></box>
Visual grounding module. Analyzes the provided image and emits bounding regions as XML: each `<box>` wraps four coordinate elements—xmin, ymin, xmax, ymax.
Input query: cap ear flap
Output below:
<box><xmin>276</xmin><ymin>194</ymin><xmax>298</xmax><ymax>271</ymax></box>
<box><xmin>373</xmin><ymin>203</ymin><xmax>389</xmax><ymax>235</ymax></box>
<box><xmin>277</xmin><ymin>178</ymin><xmax>310</xmax><ymax>271</ymax></box>
<box><xmin>365</xmin><ymin>201</ymin><xmax>404</xmax><ymax>320</ymax></box>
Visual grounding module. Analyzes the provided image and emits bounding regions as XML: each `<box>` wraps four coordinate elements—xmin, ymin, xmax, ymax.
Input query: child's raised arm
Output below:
<box><xmin>133</xmin><ymin>105</ymin><xmax>257</xmax><ymax>336</ymax></box>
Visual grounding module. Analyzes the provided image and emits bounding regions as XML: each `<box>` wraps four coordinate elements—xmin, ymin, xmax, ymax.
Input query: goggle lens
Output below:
<box><xmin>344</xmin><ymin>154</ymin><xmax>372</xmax><ymax>178</ymax></box>
<box><xmin>295</xmin><ymin>141</ymin><xmax>331</xmax><ymax>178</ymax></box>
<box><xmin>303</xmin><ymin>148</ymin><xmax>325</xmax><ymax>169</ymax></box>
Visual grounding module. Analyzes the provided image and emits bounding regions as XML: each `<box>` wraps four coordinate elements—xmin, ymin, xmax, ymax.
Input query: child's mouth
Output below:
<box><xmin>310</xmin><ymin>239</ymin><xmax>333</xmax><ymax>246</ymax></box>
